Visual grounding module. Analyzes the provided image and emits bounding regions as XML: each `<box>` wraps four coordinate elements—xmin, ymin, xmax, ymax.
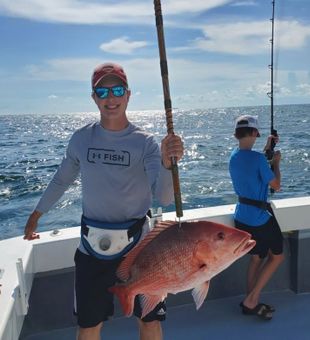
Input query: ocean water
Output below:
<box><xmin>1</xmin><ymin>104</ymin><xmax>309</xmax><ymax>240</ymax></box>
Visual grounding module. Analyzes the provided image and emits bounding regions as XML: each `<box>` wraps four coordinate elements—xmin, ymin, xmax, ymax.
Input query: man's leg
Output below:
<box><xmin>74</xmin><ymin>250</ymin><xmax>121</xmax><ymax>340</ymax></box>
<box><xmin>137</xmin><ymin>319</ymin><xmax>163</xmax><ymax>340</ymax></box>
<box><xmin>77</xmin><ymin>322</ymin><xmax>103</xmax><ymax>340</ymax></box>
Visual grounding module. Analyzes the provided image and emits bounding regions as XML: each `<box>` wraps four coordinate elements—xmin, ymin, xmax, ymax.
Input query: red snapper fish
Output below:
<box><xmin>109</xmin><ymin>220</ymin><xmax>255</xmax><ymax>318</ymax></box>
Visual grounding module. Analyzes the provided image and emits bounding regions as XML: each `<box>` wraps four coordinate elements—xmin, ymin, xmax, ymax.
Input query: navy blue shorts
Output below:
<box><xmin>234</xmin><ymin>216</ymin><xmax>283</xmax><ymax>259</ymax></box>
<box><xmin>74</xmin><ymin>249</ymin><xmax>166</xmax><ymax>328</ymax></box>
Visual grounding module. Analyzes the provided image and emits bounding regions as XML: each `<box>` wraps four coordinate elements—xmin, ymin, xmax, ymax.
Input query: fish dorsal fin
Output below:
<box><xmin>191</xmin><ymin>281</ymin><xmax>210</xmax><ymax>310</ymax></box>
<box><xmin>139</xmin><ymin>294</ymin><xmax>166</xmax><ymax>319</ymax></box>
<box><xmin>117</xmin><ymin>220</ymin><xmax>177</xmax><ymax>281</ymax></box>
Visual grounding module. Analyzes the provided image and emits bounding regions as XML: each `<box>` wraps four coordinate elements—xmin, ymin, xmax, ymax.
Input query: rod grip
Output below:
<box><xmin>171</xmin><ymin>160</ymin><xmax>183</xmax><ymax>218</ymax></box>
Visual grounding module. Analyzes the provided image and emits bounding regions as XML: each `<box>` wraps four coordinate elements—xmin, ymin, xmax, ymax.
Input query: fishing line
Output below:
<box><xmin>273</xmin><ymin>0</ymin><xmax>286</xmax><ymax>102</ymax></box>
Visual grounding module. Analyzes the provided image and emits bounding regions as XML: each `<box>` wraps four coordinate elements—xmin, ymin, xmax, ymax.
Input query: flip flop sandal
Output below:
<box><xmin>240</xmin><ymin>301</ymin><xmax>275</xmax><ymax>313</ymax></box>
<box><xmin>240</xmin><ymin>303</ymin><xmax>273</xmax><ymax>321</ymax></box>
<box><xmin>260</xmin><ymin>303</ymin><xmax>275</xmax><ymax>313</ymax></box>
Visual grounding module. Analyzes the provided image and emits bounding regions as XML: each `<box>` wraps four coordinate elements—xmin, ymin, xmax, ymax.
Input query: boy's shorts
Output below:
<box><xmin>234</xmin><ymin>215</ymin><xmax>283</xmax><ymax>259</ymax></box>
<box><xmin>74</xmin><ymin>249</ymin><xmax>166</xmax><ymax>328</ymax></box>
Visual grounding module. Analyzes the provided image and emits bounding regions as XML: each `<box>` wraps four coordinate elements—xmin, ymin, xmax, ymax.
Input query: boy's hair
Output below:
<box><xmin>234</xmin><ymin>126</ymin><xmax>257</xmax><ymax>139</ymax></box>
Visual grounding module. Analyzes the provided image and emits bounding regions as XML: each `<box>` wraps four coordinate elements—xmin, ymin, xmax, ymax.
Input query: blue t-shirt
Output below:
<box><xmin>229</xmin><ymin>148</ymin><xmax>275</xmax><ymax>226</ymax></box>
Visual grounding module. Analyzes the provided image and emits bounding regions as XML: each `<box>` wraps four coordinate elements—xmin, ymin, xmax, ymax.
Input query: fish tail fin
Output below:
<box><xmin>109</xmin><ymin>285</ymin><xmax>134</xmax><ymax>317</ymax></box>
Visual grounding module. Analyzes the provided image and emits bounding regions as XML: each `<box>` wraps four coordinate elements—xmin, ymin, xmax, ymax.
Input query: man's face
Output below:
<box><xmin>92</xmin><ymin>75</ymin><xmax>131</xmax><ymax>122</ymax></box>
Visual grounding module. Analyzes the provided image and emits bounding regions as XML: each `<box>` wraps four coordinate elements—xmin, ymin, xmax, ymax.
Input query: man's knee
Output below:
<box><xmin>138</xmin><ymin>319</ymin><xmax>163</xmax><ymax>340</ymax></box>
<box><xmin>77</xmin><ymin>322</ymin><xmax>103</xmax><ymax>340</ymax></box>
<box><xmin>139</xmin><ymin>319</ymin><xmax>161</xmax><ymax>329</ymax></box>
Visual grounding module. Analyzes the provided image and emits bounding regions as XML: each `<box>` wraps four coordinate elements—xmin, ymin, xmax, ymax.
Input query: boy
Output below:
<box><xmin>229</xmin><ymin>115</ymin><xmax>284</xmax><ymax>321</ymax></box>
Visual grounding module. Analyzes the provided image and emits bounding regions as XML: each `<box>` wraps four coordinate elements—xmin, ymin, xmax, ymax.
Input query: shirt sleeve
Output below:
<box><xmin>259</xmin><ymin>153</ymin><xmax>275</xmax><ymax>184</ymax></box>
<box><xmin>35</xmin><ymin>134</ymin><xmax>80</xmax><ymax>213</ymax></box>
<box><xmin>143</xmin><ymin>135</ymin><xmax>174</xmax><ymax>206</ymax></box>
<box><xmin>154</xmin><ymin>165</ymin><xmax>174</xmax><ymax>205</ymax></box>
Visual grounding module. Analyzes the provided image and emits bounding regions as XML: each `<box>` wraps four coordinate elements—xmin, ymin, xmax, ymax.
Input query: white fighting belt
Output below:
<box><xmin>81</xmin><ymin>216</ymin><xmax>151</xmax><ymax>259</ymax></box>
<box><xmin>83</xmin><ymin>227</ymin><xmax>134</xmax><ymax>256</ymax></box>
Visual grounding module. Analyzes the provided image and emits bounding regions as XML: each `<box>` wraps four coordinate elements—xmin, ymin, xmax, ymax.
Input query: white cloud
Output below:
<box><xmin>14</xmin><ymin>56</ymin><xmax>310</xmax><ymax>110</ymax></box>
<box><xmin>245</xmin><ymin>82</ymin><xmax>293</xmax><ymax>99</ymax></box>
<box><xmin>24</xmin><ymin>58</ymin><xmax>98</xmax><ymax>81</ymax></box>
<box><xmin>0</xmin><ymin>0</ymin><xmax>151</xmax><ymax>24</ymax></box>
<box><xmin>231</xmin><ymin>1</ymin><xmax>257</xmax><ymax>7</ymax></box>
<box><xmin>163</xmin><ymin>0</ymin><xmax>232</xmax><ymax>14</ymax></box>
<box><xmin>188</xmin><ymin>20</ymin><xmax>310</xmax><ymax>55</ymax></box>
<box><xmin>247</xmin><ymin>82</ymin><xmax>310</xmax><ymax>99</ymax></box>
<box><xmin>22</xmin><ymin>56</ymin><xmax>265</xmax><ymax>86</ymax></box>
<box><xmin>99</xmin><ymin>37</ymin><xmax>149</xmax><ymax>55</ymax></box>
<box><xmin>0</xmin><ymin>0</ymin><xmax>232</xmax><ymax>24</ymax></box>
<box><xmin>277</xmin><ymin>86</ymin><xmax>292</xmax><ymax>96</ymax></box>
<box><xmin>1</xmin><ymin>0</ymin><xmax>309</xmax><ymax>59</ymax></box>
<box><xmin>48</xmin><ymin>94</ymin><xmax>58</xmax><ymax>99</ymax></box>
<box><xmin>276</xmin><ymin>20</ymin><xmax>310</xmax><ymax>49</ymax></box>
<box><xmin>296</xmin><ymin>83</ymin><xmax>310</xmax><ymax>96</ymax></box>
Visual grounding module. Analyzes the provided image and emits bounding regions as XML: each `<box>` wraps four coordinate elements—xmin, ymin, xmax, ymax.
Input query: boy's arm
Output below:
<box><xmin>269</xmin><ymin>150</ymin><xmax>281</xmax><ymax>191</ymax></box>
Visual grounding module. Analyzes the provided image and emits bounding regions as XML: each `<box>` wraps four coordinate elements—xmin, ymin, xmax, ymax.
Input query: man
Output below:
<box><xmin>24</xmin><ymin>62</ymin><xmax>184</xmax><ymax>340</ymax></box>
<box><xmin>229</xmin><ymin>115</ymin><xmax>284</xmax><ymax>321</ymax></box>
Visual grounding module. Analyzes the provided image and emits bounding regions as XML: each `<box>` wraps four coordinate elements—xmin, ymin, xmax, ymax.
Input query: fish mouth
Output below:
<box><xmin>234</xmin><ymin>235</ymin><xmax>256</xmax><ymax>254</ymax></box>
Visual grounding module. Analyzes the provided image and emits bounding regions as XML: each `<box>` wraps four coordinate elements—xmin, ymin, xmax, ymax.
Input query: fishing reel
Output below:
<box><xmin>265</xmin><ymin>148</ymin><xmax>274</xmax><ymax>161</ymax></box>
<box><xmin>265</xmin><ymin>128</ymin><xmax>278</xmax><ymax>161</ymax></box>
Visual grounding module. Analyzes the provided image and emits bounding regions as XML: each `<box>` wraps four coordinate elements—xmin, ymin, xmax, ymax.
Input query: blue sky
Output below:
<box><xmin>0</xmin><ymin>0</ymin><xmax>309</xmax><ymax>114</ymax></box>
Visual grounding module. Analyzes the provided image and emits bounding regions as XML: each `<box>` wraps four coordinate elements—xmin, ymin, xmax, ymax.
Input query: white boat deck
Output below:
<box><xmin>23</xmin><ymin>290</ymin><xmax>310</xmax><ymax>340</ymax></box>
<box><xmin>1</xmin><ymin>196</ymin><xmax>310</xmax><ymax>340</ymax></box>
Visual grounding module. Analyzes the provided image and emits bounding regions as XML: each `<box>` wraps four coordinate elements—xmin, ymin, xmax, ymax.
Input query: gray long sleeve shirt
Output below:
<box><xmin>36</xmin><ymin>121</ymin><xmax>174</xmax><ymax>223</ymax></box>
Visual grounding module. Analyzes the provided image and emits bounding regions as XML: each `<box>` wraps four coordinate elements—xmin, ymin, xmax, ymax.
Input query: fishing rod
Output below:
<box><xmin>266</xmin><ymin>0</ymin><xmax>278</xmax><ymax>193</ymax></box>
<box><xmin>153</xmin><ymin>0</ymin><xmax>183</xmax><ymax>221</ymax></box>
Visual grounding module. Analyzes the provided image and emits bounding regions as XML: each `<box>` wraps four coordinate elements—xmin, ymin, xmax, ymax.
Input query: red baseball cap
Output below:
<box><xmin>91</xmin><ymin>62</ymin><xmax>128</xmax><ymax>88</ymax></box>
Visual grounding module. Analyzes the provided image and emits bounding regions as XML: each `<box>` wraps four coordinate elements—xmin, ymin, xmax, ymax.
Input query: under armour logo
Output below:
<box><xmin>87</xmin><ymin>148</ymin><xmax>130</xmax><ymax>166</ymax></box>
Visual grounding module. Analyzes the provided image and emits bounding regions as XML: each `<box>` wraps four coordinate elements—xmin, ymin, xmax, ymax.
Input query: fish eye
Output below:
<box><xmin>217</xmin><ymin>232</ymin><xmax>225</xmax><ymax>240</ymax></box>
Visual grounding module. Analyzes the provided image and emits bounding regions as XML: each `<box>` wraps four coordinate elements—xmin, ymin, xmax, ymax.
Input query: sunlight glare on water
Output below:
<box><xmin>0</xmin><ymin>104</ymin><xmax>309</xmax><ymax>239</ymax></box>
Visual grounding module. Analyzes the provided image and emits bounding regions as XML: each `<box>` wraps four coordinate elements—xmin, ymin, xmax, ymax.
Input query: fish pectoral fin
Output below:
<box><xmin>139</xmin><ymin>294</ymin><xmax>166</xmax><ymax>319</ymax></box>
<box><xmin>191</xmin><ymin>281</ymin><xmax>210</xmax><ymax>310</ymax></box>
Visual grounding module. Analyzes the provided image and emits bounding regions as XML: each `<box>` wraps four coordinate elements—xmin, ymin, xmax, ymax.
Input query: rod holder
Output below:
<box><xmin>16</xmin><ymin>258</ymin><xmax>29</xmax><ymax>315</ymax></box>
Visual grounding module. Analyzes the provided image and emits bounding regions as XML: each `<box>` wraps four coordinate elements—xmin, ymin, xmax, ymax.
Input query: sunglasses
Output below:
<box><xmin>94</xmin><ymin>85</ymin><xmax>127</xmax><ymax>99</ymax></box>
